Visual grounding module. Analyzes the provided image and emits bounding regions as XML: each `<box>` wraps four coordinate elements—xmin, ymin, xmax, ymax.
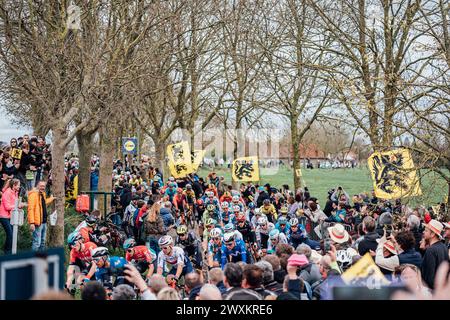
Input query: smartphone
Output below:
<box><xmin>324</xmin><ymin>238</ymin><xmax>332</xmax><ymax>252</ymax></box>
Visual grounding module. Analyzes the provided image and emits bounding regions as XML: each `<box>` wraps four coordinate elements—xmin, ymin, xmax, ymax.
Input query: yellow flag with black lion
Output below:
<box><xmin>167</xmin><ymin>141</ymin><xmax>194</xmax><ymax>178</ymax></box>
<box><xmin>368</xmin><ymin>148</ymin><xmax>422</xmax><ymax>200</ymax></box>
<box><xmin>232</xmin><ymin>156</ymin><xmax>260</xmax><ymax>182</ymax></box>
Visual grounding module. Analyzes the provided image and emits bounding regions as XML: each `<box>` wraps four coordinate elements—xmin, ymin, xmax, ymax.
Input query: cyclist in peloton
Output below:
<box><xmin>156</xmin><ymin>235</ymin><xmax>193</xmax><ymax>284</ymax></box>
<box><xmin>260</xmin><ymin>199</ymin><xmax>277</xmax><ymax>223</ymax></box>
<box><xmin>123</xmin><ymin>238</ymin><xmax>157</xmax><ymax>280</ymax></box>
<box><xmin>267</xmin><ymin>229</ymin><xmax>288</xmax><ymax>254</ymax></box>
<box><xmin>66</xmin><ymin>232</ymin><xmax>97</xmax><ymax>294</ymax></box>
<box><xmin>175</xmin><ymin>225</ymin><xmax>203</xmax><ymax>270</ymax></box>
<box><xmin>207</xmin><ymin>228</ymin><xmax>223</xmax><ymax>269</ymax></box>
<box><xmin>255</xmin><ymin>216</ymin><xmax>270</xmax><ymax>252</ymax></box>
<box><xmin>220</xmin><ymin>232</ymin><xmax>247</xmax><ymax>270</ymax></box>
<box><xmin>287</xmin><ymin>218</ymin><xmax>321</xmax><ymax>251</ymax></box>
<box><xmin>275</xmin><ymin>216</ymin><xmax>291</xmax><ymax>235</ymax></box>
<box><xmin>90</xmin><ymin>247</ymin><xmax>128</xmax><ymax>296</ymax></box>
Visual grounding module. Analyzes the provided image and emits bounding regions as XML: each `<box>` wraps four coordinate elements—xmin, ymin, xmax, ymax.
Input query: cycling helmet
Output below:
<box><xmin>236</xmin><ymin>212</ymin><xmax>246</xmax><ymax>222</ymax></box>
<box><xmin>169</xmin><ymin>182</ymin><xmax>176</xmax><ymax>188</ymax></box>
<box><xmin>158</xmin><ymin>235</ymin><xmax>174</xmax><ymax>247</ymax></box>
<box><xmin>224</xmin><ymin>232</ymin><xmax>236</xmax><ymax>243</ymax></box>
<box><xmin>123</xmin><ymin>238</ymin><xmax>137</xmax><ymax>250</ymax></box>
<box><xmin>210</xmin><ymin>228</ymin><xmax>223</xmax><ymax>238</ymax></box>
<box><xmin>205</xmin><ymin>218</ymin><xmax>217</xmax><ymax>226</ymax></box>
<box><xmin>268</xmin><ymin>223</ymin><xmax>275</xmax><ymax>232</ymax></box>
<box><xmin>248</xmin><ymin>202</ymin><xmax>256</xmax><ymax>209</ymax></box>
<box><xmin>278</xmin><ymin>216</ymin><xmax>288</xmax><ymax>225</ymax></box>
<box><xmin>232</xmin><ymin>195</ymin><xmax>240</xmax><ymax>202</ymax></box>
<box><xmin>67</xmin><ymin>232</ymin><xmax>83</xmax><ymax>247</ymax></box>
<box><xmin>289</xmin><ymin>218</ymin><xmax>299</xmax><ymax>227</ymax></box>
<box><xmin>254</xmin><ymin>208</ymin><xmax>261</xmax><ymax>215</ymax></box>
<box><xmin>233</xmin><ymin>205</ymin><xmax>241</xmax><ymax>212</ymax></box>
<box><xmin>269</xmin><ymin>229</ymin><xmax>280</xmax><ymax>240</ymax></box>
<box><xmin>177</xmin><ymin>225</ymin><xmax>188</xmax><ymax>235</ymax></box>
<box><xmin>186</xmin><ymin>184</ymin><xmax>192</xmax><ymax>189</ymax></box>
<box><xmin>280</xmin><ymin>206</ymin><xmax>288</xmax><ymax>214</ymax></box>
<box><xmin>336</xmin><ymin>248</ymin><xmax>357</xmax><ymax>269</ymax></box>
<box><xmin>206</xmin><ymin>204</ymin><xmax>216</xmax><ymax>212</ymax></box>
<box><xmin>258</xmin><ymin>217</ymin><xmax>268</xmax><ymax>226</ymax></box>
<box><xmin>91</xmin><ymin>247</ymin><xmax>109</xmax><ymax>259</ymax></box>
<box><xmin>197</xmin><ymin>199</ymin><xmax>204</xmax><ymax>206</ymax></box>
<box><xmin>169</xmin><ymin>177</ymin><xmax>175</xmax><ymax>181</ymax></box>
<box><xmin>85</xmin><ymin>216</ymin><xmax>98</xmax><ymax>227</ymax></box>
<box><xmin>224</xmin><ymin>223</ymin><xmax>235</xmax><ymax>233</ymax></box>
<box><xmin>263</xmin><ymin>199</ymin><xmax>271</xmax><ymax>205</ymax></box>
<box><xmin>221</xmin><ymin>202</ymin><xmax>229</xmax><ymax>209</ymax></box>
<box><xmin>206</xmin><ymin>191</ymin><xmax>214</xmax><ymax>197</ymax></box>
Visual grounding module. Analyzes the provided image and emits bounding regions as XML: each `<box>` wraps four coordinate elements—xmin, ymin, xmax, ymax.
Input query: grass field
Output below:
<box><xmin>198</xmin><ymin>166</ymin><xmax>448</xmax><ymax>207</ymax></box>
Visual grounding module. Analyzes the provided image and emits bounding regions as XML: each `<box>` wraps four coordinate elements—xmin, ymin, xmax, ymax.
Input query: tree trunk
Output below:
<box><xmin>48</xmin><ymin>128</ymin><xmax>66</xmax><ymax>247</ymax></box>
<box><xmin>155</xmin><ymin>141</ymin><xmax>167</xmax><ymax>181</ymax></box>
<box><xmin>76</xmin><ymin>131</ymin><xmax>94</xmax><ymax>192</ymax></box>
<box><xmin>291</xmin><ymin>116</ymin><xmax>301</xmax><ymax>191</ymax></box>
<box><xmin>98</xmin><ymin>128</ymin><xmax>115</xmax><ymax>218</ymax></box>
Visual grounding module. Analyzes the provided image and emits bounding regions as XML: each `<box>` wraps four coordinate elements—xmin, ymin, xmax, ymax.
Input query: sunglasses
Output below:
<box><xmin>161</xmin><ymin>246</ymin><xmax>170</xmax><ymax>250</ymax></box>
<box><xmin>212</xmin><ymin>237</ymin><xmax>221</xmax><ymax>241</ymax></box>
<box><xmin>127</xmin><ymin>249</ymin><xmax>133</xmax><ymax>253</ymax></box>
<box><xmin>225</xmin><ymin>242</ymin><xmax>234</xmax><ymax>247</ymax></box>
<box><xmin>270</xmin><ymin>239</ymin><xmax>278</xmax><ymax>242</ymax></box>
<box><xmin>178</xmin><ymin>233</ymin><xmax>187</xmax><ymax>237</ymax></box>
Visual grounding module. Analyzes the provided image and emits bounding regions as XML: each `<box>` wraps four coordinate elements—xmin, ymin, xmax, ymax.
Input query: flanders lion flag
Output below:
<box><xmin>232</xmin><ymin>156</ymin><xmax>260</xmax><ymax>182</ymax></box>
<box><xmin>167</xmin><ymin>141</ymin><xmax>194</xmax><ymax>178</ymax></box>
<box><xmin>191</xmin><ymin>150</ymin><xmax>206</xmax><ymax>172</ymax></box>
<box><xmin>368</xmin><ymin>148</ymin><xmax>422</xmax><ymax>200</ymax></box>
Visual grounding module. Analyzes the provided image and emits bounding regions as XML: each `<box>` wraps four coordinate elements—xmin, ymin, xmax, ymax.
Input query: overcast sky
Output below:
<box><xmin>0</xmin><ymin>106</ymin><xmax>30</xmax><ymax>143</ymax></box>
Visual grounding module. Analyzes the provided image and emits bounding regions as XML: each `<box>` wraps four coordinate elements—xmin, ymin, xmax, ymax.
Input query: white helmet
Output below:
<box><xmin>158</xmin><ymin>235</ymin><xmax>173</xmax><ymax>247</ymax></box>
<box><xmin>258</xmin><ymin>217</ymin><xmax>268</xmax><ymax>226</ymax></box>
<box><xmin>91</xmin><ymin>247</ymin><xmax>109</xmax><ymax>259</ymax></box>
<box><xmin>221</xmin><ymin>202</ymin><xmax>229</xmax><ymax>209</ymax></box>
<box><xmin>232</xmin><ymin>195</ymin><xmax>240</xmax><ymax>202</ymax></box>
<box><xmin>233</xmin><ymin>205</ymin><xmax>241</xmax><ymax>212</ymax></box>
<box><xmin>210</xmin><ymin>228</ymin><xmax>223</xmax><ymax>238</ymax></box>
<box><xmin>268</xmin><ymin>223</ymin><xmax>275</xmax><ymax>232</ymax></box>
<box><xmin>224</xmin><ymin>232</ymin><xmax>236</xmax><ymax>243</ymax></box>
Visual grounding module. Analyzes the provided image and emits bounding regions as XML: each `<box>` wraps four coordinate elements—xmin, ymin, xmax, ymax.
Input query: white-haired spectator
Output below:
<box><xmin>255</xmin><ymin>261</ymin><xmax>282</xmax><ymax>295</ymax></box>
<box><xmin>197</xmin><ymin>284</ymin><xmax>222</xmax><ymax>300</ymax></box>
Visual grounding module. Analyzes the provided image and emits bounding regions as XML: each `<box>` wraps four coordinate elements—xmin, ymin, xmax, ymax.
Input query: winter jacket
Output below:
<box><xmin>27</xmin><ymin>189</ymin><xmax>54</xmax><ymax>226</ymax></box>
<box><xmin>358</xmin><ymin>232</ymin><xmax>380</xmax><ymax>256</ymax></box>
<box><xmin>299</xmin><ymin>263</ymin><xmax>322</xmax><ymax>285</ymax></box>
<box><xmin>0</xmin><ymin>188</ymin><xmax>18</xmax><ymax>219</ymax></box>
<box><xmin>160</xmin><ymin>208</ymin><xmax>174</xmax><ymax>228</ymax></box>
<box><xmin>223</xmin><ymin>287</ymin><xmax>263</xmax><ymax>300</ymax></box>
<box><xmin>421</xmin><ymin>241</ymin><xmax>449</xmax><ymax>289</ymax></box>
<box><xmin>144</xmin><ymin>216</ymin><xmax>165</xmax><ymax>239</ymax></box>
<box><xmin>264</xmin><ymin>281</ymin><xmax>283</xmax><ymax>296</ymax></box>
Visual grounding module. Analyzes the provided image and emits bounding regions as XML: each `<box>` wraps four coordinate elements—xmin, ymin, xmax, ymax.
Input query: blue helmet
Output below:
<box><xmin>68</xmin><ymin>232</ymin><xmax>83</xmax><ymax>247</ymax></box>
<box><xmin>269</xmin><ymin>229</ymin><xmax>280</xmax><ymax>240</ymax></box>
<box><xmin>278</xmin><ymin>216</ymin><xmax>288</xmax><ymax>225</ymax></box>
<box><xmin>248</xmin><ymin>202</ymin><xmax>256</xmax><ymax>209</ymax></box>
<box><xmin>123</xmin><ymin>238</ymin><xmax>136</xmax><ymax>250</ymax></box>
<box><xmin>224</xmin><ymin>223</ymin><xmax>235</xmax><ymax>233</ymax></box>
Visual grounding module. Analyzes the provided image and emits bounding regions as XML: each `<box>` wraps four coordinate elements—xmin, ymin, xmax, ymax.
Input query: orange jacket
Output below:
<box><xmin>27</xmin><ymin>189</ymin><xmax>55</xmax><ymax>226</ymax></box>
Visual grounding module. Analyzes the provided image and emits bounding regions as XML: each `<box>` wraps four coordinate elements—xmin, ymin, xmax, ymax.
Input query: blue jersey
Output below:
<box><xmin>208</xmin><ymin>240</ymin><xmax>222</xmax><ymax>262</ymax></box>
<box><xmin>95</xmin><ymin>256</ymin><xmax>128</xmax><ymax>289</ymax></box>
<box><xmin>165</xmin><ymin>188</ymin><xmax>177</xmax><ymax>202</ymax></box>
<box><xmin>276</xmin><ymin>222</ymin><xmax>291</xmax><ymax>235</ymax></box>
<box><xmin>221</xmin><ymin>239</ymin><xmax>247</xmax><ymax>269</ymax></box>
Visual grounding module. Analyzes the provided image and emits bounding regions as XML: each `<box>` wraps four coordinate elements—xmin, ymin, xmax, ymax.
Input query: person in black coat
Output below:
<box><xmin>120</xmin><ymin>184</ymin><xmax>133</xmax><ymax>209</ymax></box>
<box><xmin>421</xmin><ymin>220</ymin><xmax>449</xmax><ymax>290</ymax></box>
<box><xmin>358</xmin><ymin>216</ymin><xmax>380</xmax><ymax>256</ymax></box>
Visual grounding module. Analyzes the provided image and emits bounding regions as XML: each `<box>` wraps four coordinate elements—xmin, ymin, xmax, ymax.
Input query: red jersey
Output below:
<box><xmin>70</xmin><ymin>242</ymin><xmax>97</xmax><ymax>264</ymax></box>
<box><xmin>126</xmin><ymin>246</ymin><xmax>156</xmax><ymax>263</ymax></box>
<box><xmin>78</xmin><ymin>227</ymin><xmax>92</xmax><ymax>243</ymax></box>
